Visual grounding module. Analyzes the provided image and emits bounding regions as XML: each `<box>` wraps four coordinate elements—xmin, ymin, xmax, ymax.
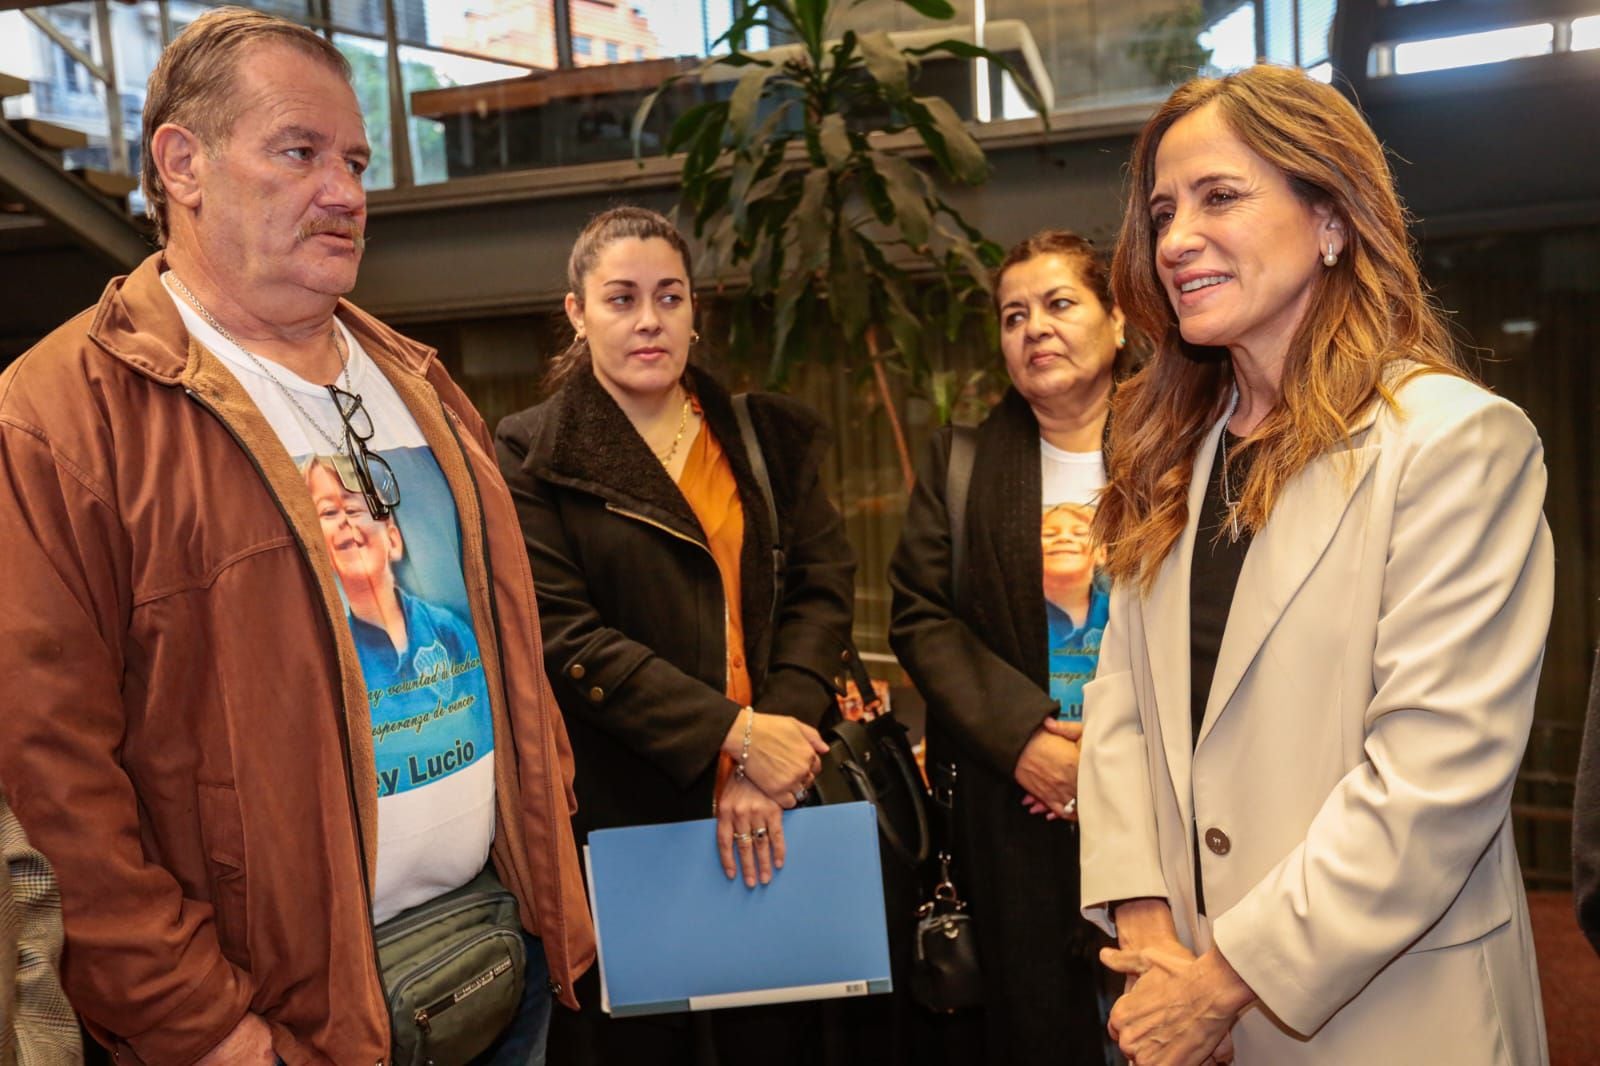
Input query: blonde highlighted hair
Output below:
<box><xmin>1095</xmin><ymin>64</ymin><xmax>1465</xmax><ymax>589</ymax></box>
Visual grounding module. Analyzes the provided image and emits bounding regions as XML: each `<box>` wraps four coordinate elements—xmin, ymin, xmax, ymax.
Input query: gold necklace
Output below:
<box><xmin>656</xmin><ymin>394</ymin><xmax>693</xmax><ymax>465</ymax></box>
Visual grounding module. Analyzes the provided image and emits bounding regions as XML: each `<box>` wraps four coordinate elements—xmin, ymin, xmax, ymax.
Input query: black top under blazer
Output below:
<box><xmin>494</xmin><ymin>366</ymin><xmax>856</xmax><ymax>839</ymax></box>
<box><xmin>888</xmin><ymin>389</ymin><xmax>1107</xmax><ymax>1066</ymax></box>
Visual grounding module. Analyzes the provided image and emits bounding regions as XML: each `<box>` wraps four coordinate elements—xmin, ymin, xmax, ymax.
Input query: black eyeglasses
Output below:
<box><xmin>327</xmin><ymin>384</ymin><xmax>401</xmax><ymax>520</ymax></box>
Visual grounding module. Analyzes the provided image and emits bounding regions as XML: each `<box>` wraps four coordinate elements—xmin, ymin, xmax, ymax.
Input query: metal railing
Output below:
<box><xmin>21</xmin><ymin>0</ymin><xmax>129</xmax><ymax>174</ymax></box>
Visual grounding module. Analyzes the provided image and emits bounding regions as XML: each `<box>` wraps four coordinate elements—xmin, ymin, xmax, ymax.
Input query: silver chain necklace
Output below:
<box><xmin>168</xmin><ymin>273</ymin><xmax>350</xmax><ymax>455</ymax></box>
<box><xmin>1219</xmin><ymin>387</ymin><xmax>1244</xmax><ymax>543</ymax></box>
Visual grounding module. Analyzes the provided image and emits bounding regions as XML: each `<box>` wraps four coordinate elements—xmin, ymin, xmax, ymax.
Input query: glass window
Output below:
<box><xmin>569</xmin><ymin>0</ymin><xmax>768</xmax><ymax>64</ymax></box>
<box><xmin>1571</xmin><ymin>15</ymin><xmax>1600</xmax><ymax>51</ymax></box>
<box><xmin>574</xmin><ymin>34</ymin><xmax>592</xmax><ymax>56</ymax></box>
<box><xmin>989</xmin><ymin>0</ymin><xmax>1252</xmax><ymax>110</ymax></box>
<box><xmin>412</xmin><ymin>0</ymin><xmax>561</xmax><ymax>70</ymax></box>
<box><xmin>333</xmin><ymin>34</ymin><xmax>395</xmax><ymax>191</ymax></box>
<box><xmin>1391</xmin><ymin>23</ymin><xmax>1554</xmax><ymax>75</ymax></box>
<box><xmin>399</xmin><ymin>43</ymin><xmax>531</xmax><ymax>185</ymax></box>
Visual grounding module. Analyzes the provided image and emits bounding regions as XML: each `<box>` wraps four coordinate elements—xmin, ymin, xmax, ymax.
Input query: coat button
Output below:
<box><xmin>1204</xmin><ymin>827</ymin><xmax>1231</xmax><ymax>855</ymax></box>
<box><xmin>568</xmin><ymin>663</ymin><xmax>585</xmax><ymax>680</ymax></box>
<box><xmin>588</xmin><ymin>686</ymin><xmax>604</xmax><ymax>702</ymax></box>
<box><xmin>840</xmin><ymin>648</ymin><xmax>852</xmax><ymax>662</ymax></box>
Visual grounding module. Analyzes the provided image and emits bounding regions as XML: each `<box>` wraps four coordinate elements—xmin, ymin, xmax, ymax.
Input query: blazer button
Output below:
<box><xmin>1204</xmin><ymin>827</ymin><xmax>1231</xmax><ymax>856</ymax></box>
<box><xmin>568</xmin><ymin>663</ymin><xmax>586</xmax><ymax>680</ymax></box>
<box><xmin>840</xmin><ymin>648</ymin><xmax>852</xmax><ymax>662</ymax></box>
<box><xmin>589</xmin><ymin>686</ymin><xmax>605</xmax><ymax>703</ymax></box>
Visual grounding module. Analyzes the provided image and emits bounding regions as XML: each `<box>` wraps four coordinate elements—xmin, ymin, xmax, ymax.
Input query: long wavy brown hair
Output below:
<box><xmin>1095</xmin><ymin>64</ymin><xmax>1465</xmax><ymax>589</ymax></box>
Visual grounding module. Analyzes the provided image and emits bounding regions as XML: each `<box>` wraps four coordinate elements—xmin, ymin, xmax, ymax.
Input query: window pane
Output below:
<box><xmin>411</xmin><ymin>0</ymin><xmax>559</xmax><ymax>69</ymax></box>
<box><xmin>1572</xmin><ymin>15</ymin><xmax>1600</xmax><ymax>51</ymax></box>
<box><xmin>333</xmin><ymin>34</ymin><xmax>396</xmax><ymax>191</ymax></box>
<box><xmin>1298</xmin><ymin>0</ymin><xmax>1336</xmax><ymax>67</ymax></box>
<box><xmin>1392</xmin><ymin>24</ymin><xmax>1554</xmax><ymax>75</ymax></box>
<box><xmin>398</xmin><ymin>44</ymin><xmax>531</xmax><ymax>185</ymax></box>
<box><xmin>1262</xmin><ymin>0</ymin><xmax>1294</xmax><ymax>65</ymax></box>
<box><xmin>566</xmin><ymin>0</ymin><xmax>768</xmax><ymax>65</ymax></box>
<box><xmin>989</xmin><ymin>0</ymin><xmax>1251</xmax><ymax>110</ymax></box>
<box><xmin>0</xmin><ymin>4</ymin><xmax>132</xmax><ymax>175</ymax></box>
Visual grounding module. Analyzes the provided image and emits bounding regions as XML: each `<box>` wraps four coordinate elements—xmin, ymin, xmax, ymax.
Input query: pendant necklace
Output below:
<box><xmin>1219</xmin><ymin>387</ymin><xmax>1244</xmax><ymax>543</ymax></box>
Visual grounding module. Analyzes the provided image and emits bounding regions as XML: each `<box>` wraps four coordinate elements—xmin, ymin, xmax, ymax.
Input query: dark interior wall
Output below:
<box><xmin>1358</xmin><ymin>52</ymin><xmax>1600</xmax><ymax>234</ymax></box>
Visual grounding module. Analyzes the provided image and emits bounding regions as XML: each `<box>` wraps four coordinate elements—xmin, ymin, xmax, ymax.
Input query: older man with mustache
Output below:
<box><xmin>0</xmin><ymin>8</ymin><xmax>593</xmax><ymax>1065</ymax></box>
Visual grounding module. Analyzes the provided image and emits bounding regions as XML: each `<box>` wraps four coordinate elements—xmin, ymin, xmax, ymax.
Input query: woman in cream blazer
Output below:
<box><xmin>1078</xmin><ymin>66</ymin><xmax>1552</xmax><ymax>1065</ymax></box>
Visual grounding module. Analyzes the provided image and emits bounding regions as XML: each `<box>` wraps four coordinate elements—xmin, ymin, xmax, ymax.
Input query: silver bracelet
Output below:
<box><xmin>735</xmin><ymin>706</ymin><xmax>755</xmax><ymax>779</ymax></box>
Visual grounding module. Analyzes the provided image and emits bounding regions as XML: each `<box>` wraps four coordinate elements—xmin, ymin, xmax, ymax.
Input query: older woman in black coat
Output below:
<box><xmin>889</xmin><ymin>231</ymin><xmax>1128</xmax><ymax>1066</ymax></box>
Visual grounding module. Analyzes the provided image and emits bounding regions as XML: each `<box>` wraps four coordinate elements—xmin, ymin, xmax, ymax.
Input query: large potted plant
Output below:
<box><xmin>633</xmin><ymin>0</ymin><xmax>1042</xmax><ymax>488</ymax></box>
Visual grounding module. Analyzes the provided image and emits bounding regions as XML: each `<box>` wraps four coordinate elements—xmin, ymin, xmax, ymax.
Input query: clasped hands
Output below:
<box><xmin>1016</xmin><ymin>716</ymin><xmax>1082</xmax><ymax>822</ymax></box>
<box><xmin>715</xmin><ymin>710</ymin><xmax>828</xmax><ymax>888</ymax></box>
<box><xmin>1102</xmin><ymin>901</ymin><xmax>1254</xmax><ymax>1066</ymax></box>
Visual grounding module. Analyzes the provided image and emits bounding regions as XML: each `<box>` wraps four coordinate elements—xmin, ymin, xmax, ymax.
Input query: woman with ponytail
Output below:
<box><xmin>495</xmin><ymin>206</ymin><xmax>856</xmax><ymax>1065</ymax></box>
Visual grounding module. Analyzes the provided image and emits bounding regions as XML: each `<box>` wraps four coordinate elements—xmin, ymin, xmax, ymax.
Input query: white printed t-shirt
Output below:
<box><xmin>164</xmin><ymin>275</ymin><xmax>495</xmax><ymax>923</ymax></box>
<box><xmin>1040</xmin><ymin>439</ymin><xmax>1109</xmax><ymax>721</ymax></box>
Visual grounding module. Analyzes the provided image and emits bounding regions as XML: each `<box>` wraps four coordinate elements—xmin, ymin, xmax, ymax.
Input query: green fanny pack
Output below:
<box><xmin>375</xmin><ymin>868</ymin><xmax>528</xmax><ymax>1066</ymax></box>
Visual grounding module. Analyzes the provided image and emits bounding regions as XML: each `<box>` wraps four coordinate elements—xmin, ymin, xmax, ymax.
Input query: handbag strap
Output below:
<box><xmin>732</xmin><ymin>393</ymin><xmax>786</xmax><ymax>682</ymax></box>
<box><xmin>925</xmin><ymin>425</ymin><xmax>978</xmax><ymax>903</ymax></box>
<box><xmin>946</xmin><ymin>425</ymin><xmax>977</xmax><ymax>611</ymax></box>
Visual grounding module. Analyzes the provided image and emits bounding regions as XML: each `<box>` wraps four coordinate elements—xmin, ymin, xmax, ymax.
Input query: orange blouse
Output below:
<box><xmin>674</xmin><ymin>405</ymin><xmax>750</xmax><ymax>800</ymax></box>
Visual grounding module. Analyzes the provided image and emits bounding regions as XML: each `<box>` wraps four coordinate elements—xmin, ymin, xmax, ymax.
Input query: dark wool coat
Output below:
<box><xmin>495</xmin><ymin>366</ymin><xmax>856</xmax><ymax>839</ymax></box>
<box><xmin>888</xmin><ymin>389</ymin><xmax>1107</xmax><ymax>1066</ymax></box>
<box><xmin>1575</xmin><ymin>646</ymin><xmax>1600</xmax><ymax>954</ymax></box>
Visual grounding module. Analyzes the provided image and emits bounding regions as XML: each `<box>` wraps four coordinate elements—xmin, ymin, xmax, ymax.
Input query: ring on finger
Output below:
<box><xmin>1062</xmin><ymin>798</ymin><xmax>1077</xmax><ymax>816</ymax></box>
<box><xmin>734</xmin><ymin>831</ymin><xmax>753</xmax><ymax>844</ymax></box>
<box><xmin>752</xmin><ymin>826</ymin><xmax>769</xmax><ymax>840</ymax></box>
<box><xmin>794</xmin><ymin>787</ymin><xmax>808</xmax><ymax>804</ymax></box>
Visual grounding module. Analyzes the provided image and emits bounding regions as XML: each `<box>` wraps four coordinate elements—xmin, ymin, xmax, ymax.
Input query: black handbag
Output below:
<box><xmin>730</xmin><ymin>395</ymin><xmax>931</xmax><ymax>869</ymax></box>
<box><xmin>808</xmin><ymin>651</ymin><xmax>931</xmax><ymax>867</ymax></box>
<box><xmin>910</xmin><ymin>848</ymin><xmax>982</xmax><ymax>1012</ymax></box>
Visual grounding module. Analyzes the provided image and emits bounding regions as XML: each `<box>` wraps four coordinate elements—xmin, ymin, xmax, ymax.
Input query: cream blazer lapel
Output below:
<box><xmin>1144</xmin><ymin>412</ymin><xmax>1223</xmax><ymax>834</ymax></box>
<box><xmin>1196</xmin><ymin>403</ymin><xmax>1385</xmax><ymax>748</ymax></box>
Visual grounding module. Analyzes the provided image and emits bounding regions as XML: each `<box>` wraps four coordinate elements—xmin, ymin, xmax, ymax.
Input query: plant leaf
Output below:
<box><xmin>897</xmin><ymin>0</ymin><xmax>956</xmax><ymax>18</ymax></box>
<box><xmin>793</xmin><ymin>0</ymin><xmax>827</xmax><ymax>52</ymax></box>
<box><xmin>937</xmin><ymin>221</ymin><xmax>991</xmax><ymax>289</ymax></box>
<box><xmin>819</xmin><ymin>113</ymin><xmax>851</xmax><ymax>173</ymax></box>
<box><xmin>828</xmin><ymin>226</ymin><xmax>871</xmax><ymax>341</ymax></box>
<box><xmin>772</xmin><ymin>265</ymin><xmax>812</xmax><ymax>370</ymax></box>
<box><xmin>728</xmin><ymin>64</ymin><xmax>775</xmax><ymax>145</ymax></box>
<box><xmin>857</xmin><ymin>31</ymin><xmax>910</xmax><ymax>97</ymax></box>
<box><xmin>630</xmin><ymin>75</ymin><xmax>682</xmax><ymax>162</ymax></box>
<box><xmin>665</xmin><ymin>101</ymin><xmax>721</xmax><ymax>155</ymax></box>
<box><xmin>905</xmin><ymin>38</ymin><xmax>1048</xmax><ymax>118</ymax></box>
<box><xmin>794</xmin><ymin>168</ymin><xmax>831</xmax><ymax>271</ymax></box>
<box><xmin>914</xmin><ymin>95</ymin><xmax>987</xmax><ymax>183</ymax></box>
<box><xmin>873</xmin><ymin>152</ymin><xmax>930</xmax><ymax>249</ymax></box>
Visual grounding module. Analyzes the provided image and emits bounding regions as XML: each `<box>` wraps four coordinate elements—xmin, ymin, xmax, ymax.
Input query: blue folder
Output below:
<box><xmin>584</xmin><ymin>801</ymin><xmax>893</xmax><ymax>1016</ymax></box>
